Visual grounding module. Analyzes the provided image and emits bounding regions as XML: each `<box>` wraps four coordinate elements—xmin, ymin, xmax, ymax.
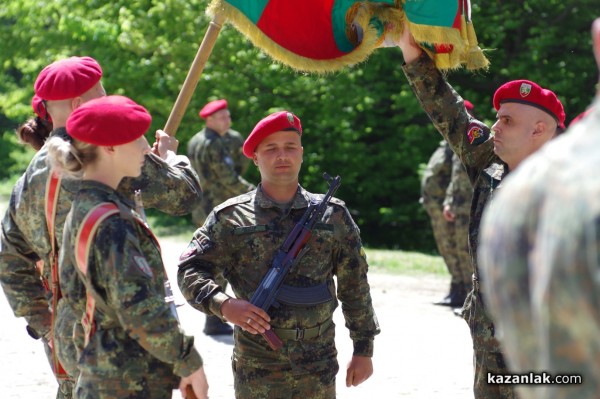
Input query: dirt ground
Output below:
<box><xmin>0</xmin><ymin>237</ymin><xmax>474</xmax><ymax>399</ymax></box>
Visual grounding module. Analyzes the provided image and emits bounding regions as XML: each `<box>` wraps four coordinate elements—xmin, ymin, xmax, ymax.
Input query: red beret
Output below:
<box><xmin>464</xmin><ymin>100</ymin><xmax>474</xmax><ymax>111</ymax></box>
<box><xmin>199</xmin><ymin>99</ymin><xmax>228</xmax><ymax>119</ymax></box>
<box><xmin>31</xmin><ymin>94</ymin><xmax>52</xmax><ymax>123</ymax></box>
<box><xmin>493</xmin><ymin>80</ymin><xmax>566</xmax><ymax>129</ymax></box>
<box><xmin>243</xmin><ymin>111</ymin><xmax>302</xmax><ymax>158</ymax></box>
<box><xmin>34</xmin><ymin>56</ymin><xmax>103</xmax><ymax>101</ymax></box>
<box><xmin>66</xmin><ymin>95</ymin><xmax>151</xmax><ymax>146</ymax></box>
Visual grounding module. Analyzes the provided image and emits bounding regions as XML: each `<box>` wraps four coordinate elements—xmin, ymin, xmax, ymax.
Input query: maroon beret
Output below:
<box><xmin>34</xmin><ymin>56</ymin><xmax>103</xmax><ymax>101</ymax></box>
<box><xmin>243</xmin><ymin>111</ymin><xmax>302</xmax><ymax>158</ymax></box>
<box><xmin>464</xmin><ymin>100</ymin><xmax>474</xmax><ymax>111</ymax></box>
<box><xmin>66</xmin><ymin>95</ymin><xmax>151</xmax><ymax>146</ymax></box>
<box><xmin>31</xmin><ymin>94</ymin><xmax>52</xmax><ymax>123</ymax></box>
<box><xmin>493</xmin><ymin>80</ymin><xmax>566</xmax><ymax>129</ymax></box>
<box><xmin>199</xmin><ymin>99</ymin><xmax>228</xmax><ymax>119</ymax></box>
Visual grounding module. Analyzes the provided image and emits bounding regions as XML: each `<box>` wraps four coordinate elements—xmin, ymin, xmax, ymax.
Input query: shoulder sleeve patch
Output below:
<box><xmin>466</xmin><ymin>121</ymin><xmax>489</xmax><ymax>146</ymax></box>
<box><xmin>179</xmin><ymin>236</ymin><xmax>215</xmax><ymax>262</ymax></box>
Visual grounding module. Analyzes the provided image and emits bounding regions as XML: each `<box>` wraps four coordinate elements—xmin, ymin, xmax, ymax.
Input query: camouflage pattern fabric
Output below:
<box><xmin>444</xmin><ymin>153</ymin><xmax>473</xmax><ymax>284</ymax></box>
<box><xmin>222</xmin><ymin>129</ymin><xmax>250</xmax><ymax>176</ymax></box>
<box><xmin>178</xmin><ymin>185</ymin><xmax>380</xmax><ymax>397</ymax></box>
<box><xmin>187</xmin><ymin>127</ymin><xmax>254</xmax><ymax>226</ymax></box>
<box><xmin>421</xmin><ymin>140</ymin><xmax>461</xmax><ymax>284</ymax></box>
<box><xmin>61</xmin><ymin>180</ymin><xmax>202</xmax><ymax>398</ymax></box>
<box><xmin>0</xmin><ymin>127</ymin><xmax>202</xmax><ymax>396</ymax></box>
<box><xmin>403</xmin><ymin>53</ymin><xmax>516</xmax><ymax>398</ymax></box>
<box><xmin>479</xmin><ymin>99</ymin><xmax>600</xmax><ymax>399</ymax></box>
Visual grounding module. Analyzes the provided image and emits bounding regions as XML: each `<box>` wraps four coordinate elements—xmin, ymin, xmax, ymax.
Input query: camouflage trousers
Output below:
<box><xmin>74</xmin><ymin>375</ymin><xmax>174</xmax><ymax>399</ymax></box>
<box><xmin>464</xmin><ymin>286</ymin><xmax>517</xmax><ymax>399</ymax></box>
<box><xmin>424</xmin><ymin>203</ymin><xmax>469</xmax><ymax>284</ymax></box>
<box><xmin>232</xmin><ymin>325</ymin><xmax>339</xmax><ymax>399</ymax></box>
<box><xmin>232</xmin><ymin>358</ymin><xmax>336</xmax><ymax>399</ymax></box>
<box><xmin>42</xmin><ymin>340</ymin><xmax>74</xmax><ymax>399</ymax></box>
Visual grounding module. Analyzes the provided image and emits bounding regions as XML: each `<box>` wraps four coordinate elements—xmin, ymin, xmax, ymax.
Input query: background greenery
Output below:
<box><xmin>0</xmin><ymin>1</ymin><xmax>598</xmax><ymax>251</ymax></box>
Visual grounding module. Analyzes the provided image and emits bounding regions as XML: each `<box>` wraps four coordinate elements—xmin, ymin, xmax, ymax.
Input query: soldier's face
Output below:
<box><xmin>207</xmin><ymin>109</ymin><xmax>231</xmax><ymax>134</ymax></box>
<box><xmin>113</xmin><ymin>136</ymin><xmax>151</xmax><ymax>178</ymax></box>
<box><xmin>491</xmin><ymin>103</ymin><xmax>542</xmax><ymax>168</ymax></box>
<box><xmin>253</xmin><ymin>131</ymin><xmax>303</xmax><ymax>185</ymax></box>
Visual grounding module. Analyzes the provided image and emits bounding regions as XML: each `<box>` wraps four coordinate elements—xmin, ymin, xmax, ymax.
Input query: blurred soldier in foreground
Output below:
<box><xmin>479</xmin><ymin>17</ymin><xmax>600</xmax><ymax>399</ymax></box>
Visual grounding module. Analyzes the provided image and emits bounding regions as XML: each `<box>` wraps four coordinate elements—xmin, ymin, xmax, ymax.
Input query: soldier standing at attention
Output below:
<box><xmin>421</xmin><ymin>139</ymin><xmax>464</xmax><ymax>307</ymax></box>
<box><xmin>397</xmin><ymin>23</ymin><xmax>565</xmax><ymax>399</ymax></box>
<box><xmin>0</xmin><ymin>56</ymin><xmax>202</xmax><ymax>398</ymax></box>
<box><xmin>178</xmin><ymin>111</ymin><xmax>380</xmax><ymax>398</ymax></box>
<box><xmin>47</xmin><ymin>95</ymin><xmax>208</xmax><ymax>399</ymax></box>
<box><xmin>187</xmin><ymin>98</ymin><xmax>255</xmax><ymax>335</ymax></box>
<box><xmin>479</xmin><ymin>17</ymin><xmax>600</xmax><ymax>399</ymax></box>
<box><xmin>421</xmin><ymin>99</ymin><xmax>474</xmax><ymax>308</ymax></box>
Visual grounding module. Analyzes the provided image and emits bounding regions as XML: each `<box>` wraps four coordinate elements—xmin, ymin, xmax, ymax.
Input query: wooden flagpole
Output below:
<box><xmin>163</xmin><ymin>12</ymin><xmax>225</xmax><ymax>136</ymax></box>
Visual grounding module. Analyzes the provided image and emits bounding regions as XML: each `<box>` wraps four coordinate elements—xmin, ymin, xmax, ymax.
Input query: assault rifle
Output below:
<box><xmin>250</xmin><ymin>172</ymin><xmax>341</xmax><ymax>350</ymax></box>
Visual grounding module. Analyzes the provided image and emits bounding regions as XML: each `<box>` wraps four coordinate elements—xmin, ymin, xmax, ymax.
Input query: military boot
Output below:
<box><xmin>203</xmin><ymin>314</ymin><xmax>233</xmax><ymax>336</ymax></box>
<box><xmin>434</xmin><ymin>282</ymin><xmax>461</xmax><ymax>306</ymax></box>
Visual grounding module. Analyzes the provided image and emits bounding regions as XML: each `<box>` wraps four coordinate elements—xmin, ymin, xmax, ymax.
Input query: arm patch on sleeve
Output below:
<box><xmin>467</xmin><ymin>121</ymin><xmax>488</xmax><ymax>145</ymax></box>
<box><xmin>179</xmin><ymin>236</ymin><xmax>215</xmax><ymax>261</ymax></box>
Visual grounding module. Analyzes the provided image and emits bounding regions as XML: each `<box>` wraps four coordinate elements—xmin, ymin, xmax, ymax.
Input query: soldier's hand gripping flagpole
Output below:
<box><xmin>163</xmin><ymin>12</ymin><xmax>225</xmax><ymax>137</ymax></box>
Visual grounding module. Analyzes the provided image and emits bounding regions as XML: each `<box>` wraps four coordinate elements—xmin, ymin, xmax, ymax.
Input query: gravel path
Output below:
<box><xmin>0</xmin><ymin>237</ymin><xmax>474</xmax><ymax>398</ymax></box>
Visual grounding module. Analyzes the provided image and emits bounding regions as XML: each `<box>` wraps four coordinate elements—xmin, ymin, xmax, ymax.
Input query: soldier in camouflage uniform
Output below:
<box><xmin>187</xmin><ymin>99</ymin><xmax>255</xmax><ymax>335</ymax></box>
<box><xmin>444</xmin><ymin>152</ymin><xmax>474</xmax><ymax>313</ymax></box>
<box><xmin>479</xmin><ymin>19</ymin><xmax>600</xmax><ymax>399</ymax></box>
<box><xmin>398</xmin><ymin>24</ymin><xmax>565</xmax><ymax>399</ymax></box>
<box><xmin>420</xmin><ymin>139</ymin><xmax>463</xmax><ymax>305</ymax></box>
<box><xmin>187</xmin><ymin>99</ymin><xmax>254</xmax><ymax>225</ymax></box>
<box><xmin>47</xmin><ymin>95</ymin><xmax>208</xmax><ymax>398</ymax></box>
<box><xmin>178</xmin><ymin>111</ymin><xmax>380</xmax><ymax>399</ymax></box>
<box><xmin>0</xmin><ymin>57</ymin><xmax>202</xmax><ymax>398</ymax></box>
<box><xmin>421</xmin><ymin>101</ymin><xmax>475</xmax><ymax>308</ymax></box>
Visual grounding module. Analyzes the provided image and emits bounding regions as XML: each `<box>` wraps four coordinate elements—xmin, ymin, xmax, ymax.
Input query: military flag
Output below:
<box><xmin>207</xmin><ymin>0</ymin><xmax>488</xmax><ymax>73</ymax></box>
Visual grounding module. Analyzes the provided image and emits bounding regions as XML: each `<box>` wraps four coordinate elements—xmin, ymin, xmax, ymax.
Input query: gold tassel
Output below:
<box><xmin>465</xmin><ymin>20</ymin><xmax>490</xmax><ymax>71</ymax></box>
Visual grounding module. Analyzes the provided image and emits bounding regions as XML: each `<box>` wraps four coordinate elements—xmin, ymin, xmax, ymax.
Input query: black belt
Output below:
<box><xmin>272</xmin><ymin>319</ymin><xmax>332</xmax><ymax>341</ymax></box>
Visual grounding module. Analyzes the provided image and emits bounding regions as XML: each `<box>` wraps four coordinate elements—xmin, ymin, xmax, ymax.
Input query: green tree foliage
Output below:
<box><xmin>0</xmin><ymin>0</ymin><xmax>597</xmax><ymax>250</ymax></box>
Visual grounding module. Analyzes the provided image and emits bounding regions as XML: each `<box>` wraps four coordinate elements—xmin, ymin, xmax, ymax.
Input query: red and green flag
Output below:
<box><xmin>207</xmin><ymin>0</ymin><xmax>488</xmax><ymax>73</ymax></box>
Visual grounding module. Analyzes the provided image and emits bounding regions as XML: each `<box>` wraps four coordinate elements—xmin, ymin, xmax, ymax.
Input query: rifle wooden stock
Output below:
<box><xmin>186</xmin><ymin>385</ymin><xmax>197</xmax><ymax>399</ymax></box>
<box><xmin>261</xmin><ymin>329</ymin><xmax>284</xmax><ymax>351</ymax></box>
<box><xmin>163</xmin><ymin>13</ymin><xmax>224</xmax><ymax>136</ymax></box>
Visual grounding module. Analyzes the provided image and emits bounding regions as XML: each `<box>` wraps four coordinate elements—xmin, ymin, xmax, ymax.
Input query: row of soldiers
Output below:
<box><xmin>1</xmin><ymin>14</ymin><xmax>599</xmax><ymax>399</ymax></box>
<box><xmin>0</xmin><ymin>54</ymin><xmax>380</xmax><ymax>398</ymax></box>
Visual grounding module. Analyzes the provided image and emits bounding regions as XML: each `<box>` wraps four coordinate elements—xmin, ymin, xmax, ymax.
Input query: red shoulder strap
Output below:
<box><xmin>74</xmin><ymin>202</ymin><xmax>119</xmax><ymax>347</ymax></box>
<box><xmin>43</xmin><ymin>170</ymin><xmax>72</xmax><ymax>380</ymax></box>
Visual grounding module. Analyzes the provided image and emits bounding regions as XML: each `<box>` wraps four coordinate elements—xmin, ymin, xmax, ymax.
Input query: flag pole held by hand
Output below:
<box><xmin>164</xmin><ymin>13</ymin><xmax>225</xmax><ymax>137</ymax></box>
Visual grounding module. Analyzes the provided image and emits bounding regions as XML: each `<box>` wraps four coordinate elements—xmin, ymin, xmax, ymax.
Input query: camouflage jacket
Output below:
<box><xmin>420</xmin><ymin>140</ymin><xmax>453</xmax><ymax>207</ymax></box>
<box><xmin>187</xmin><ymin>127</ymin><xmax>254</xmax><ymax>206</ymax></box>
<box><xmin>479</xmin><ymin>100</ymin><xmax>600</xmax><ymax>399</ymax></box>
<box><xmin>178</xmin><ymin>185</ymin><xmax>380</xmax><ymax>368</ymax></box>
<box><xmin>403</xmin><ymin>53</ymin><xmax>502</xmax><ymax>285</ymax></box>
<box><xmin>60</xmin><ymin>180</ymin><xmax>202</xmax><ymax>382</ymax></box>
<box><xmin>0</xmin><ymin>127</ymin><xmax>202</xmax><ymax>338</ymax></box>
<box><xmin>222</xmin><ymin>129</ymin><xmax>250</xmax><ymax>176</ymax></box>
<box><xmin>443</xmin><ymin>152</ymin><xmax>473</xmax><ymax>217</ymax></box>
